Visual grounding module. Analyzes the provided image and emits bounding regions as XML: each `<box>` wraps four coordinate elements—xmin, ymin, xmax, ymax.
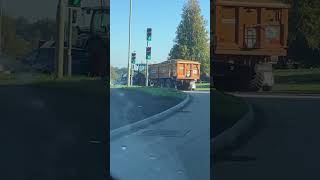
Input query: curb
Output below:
<box><xmin>212</xmin><ymin>100</ymin><xmax>255</xmax><ymax>154</ymax></box>
<box><xmin>110</xmin><ymin>93</ymin><xmax>191</xmax><ymax>140</ymax></box>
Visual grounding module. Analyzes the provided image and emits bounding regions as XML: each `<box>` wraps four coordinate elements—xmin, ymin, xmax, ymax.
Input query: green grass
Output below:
<box><xmin>196</xmin><ymin>82</ymin><xmax>210</xmax><ymax>91</ymax></box>
<box><xmin>0</xmin><ymin>73</ymin><xmax>106</xmax><ymax>94</ymax></box>
<box><xmin>120</xmin><ymin>86</ymin><xmax>187</xmax><ymax>100</ymax></box>
<box><xmin>212</xmin><ymin>90</ymin><xmax>249</xmax><ymax>138</ymax></box>
<box><xmin>273</xmin><ymin>68</ymin><xmax>320</xmax><ymax>93</ymax></box>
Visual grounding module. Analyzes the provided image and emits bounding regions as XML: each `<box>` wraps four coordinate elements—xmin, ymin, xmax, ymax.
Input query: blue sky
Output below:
<box><xmin>111</xmin><ymin>0</ymin><xmax>210</xmax><ymax>68</ymax></box>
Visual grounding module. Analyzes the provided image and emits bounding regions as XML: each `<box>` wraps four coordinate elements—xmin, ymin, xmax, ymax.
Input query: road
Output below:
<box><xmin>214</xmin><ymin>93</ymin><xmax>320</xmax><ymax>180</ymax></box>
<box><xmin>111</xmin><ymin>91</ymin><xmax>210</xmax><ymax>180</ymax></box>
<box><xmin>110</xmin><ymin>88</ymin><xmax>181</xmax><ymax>130</ymax></box>
<box><xmin>0</xmin><ymin>85</ymin><xmax>108</xmax><ymax>180</ymax></box>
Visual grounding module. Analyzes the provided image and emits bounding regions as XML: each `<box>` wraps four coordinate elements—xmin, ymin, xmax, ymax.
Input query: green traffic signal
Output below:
<box><xmin>146</xmin><ymin>47</ymin><xmax>151</xmax><ymax>60</ymax></box>
<box><xmin>69</xmin><ymin>0</ymin><xmax>81</xmax><ymax>7</ymax></box>
<box><xmin>147</xmin><ymin>28</ymin><xmax>152</xmax><ymax>41</ymax></box>
<box><xmin>131</xmin><ymin>52</ymin><xmax>136</xmax><ymax>64</ymax></box>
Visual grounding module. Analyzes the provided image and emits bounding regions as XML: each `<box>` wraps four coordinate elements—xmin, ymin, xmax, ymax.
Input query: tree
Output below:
<box><xmin>283</xmin><ymin>0</ymin><xmax>320</xmax><ymax>66</ymax></box>
<box><xmin>1</xmin><ymin>15</ymin><xmax>31</xmax><ymax>58</ymax></box>
<box><xmin>168</xmin><ymin>0</ymin><xmax>210</xmax><ymax>78</ymax></box>
<box><xmin>284</xmin><ymin>0</ymin><xmax>320</xmax><ymax>49</ymax></box>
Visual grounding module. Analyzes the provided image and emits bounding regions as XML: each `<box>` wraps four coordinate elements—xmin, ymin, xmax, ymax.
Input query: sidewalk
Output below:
<box><xmin>110</xmin><ymin>91</ymin><xmax>210</xmax><ymax>180</ymax></box>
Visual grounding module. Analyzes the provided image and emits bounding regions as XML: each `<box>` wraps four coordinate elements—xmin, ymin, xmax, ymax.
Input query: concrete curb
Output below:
<box><xmin>212</xmin><ymin>100</ymin><xmax>255</xmax><ymax>154</ymax></box>
<box><xmin>110</xmin><ymin>93</ymin><xmax>190</xmax><ymax>141</ymax></box>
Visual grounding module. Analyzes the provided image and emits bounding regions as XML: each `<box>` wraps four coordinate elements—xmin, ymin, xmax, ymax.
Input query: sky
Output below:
<box><xmin>110</xmin><ymin>0</ymin><xmax>210</xmax><ymax>68</ymax></box>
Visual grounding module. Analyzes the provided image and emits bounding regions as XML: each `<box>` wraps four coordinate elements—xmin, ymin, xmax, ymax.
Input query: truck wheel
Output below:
<box><xmin>249</xmin><ymin>72</ymin><xmax>263</xmax><ymax>91</ymax></box>
<box><xmin>160</xmin><ymin>80</ymin><xmax>165</xmax><ymax>88</ymax></box>
<box><xmin>165</xmin><ymin>79</ymin><xmax>171</xmax><ymax>88</ymax></box>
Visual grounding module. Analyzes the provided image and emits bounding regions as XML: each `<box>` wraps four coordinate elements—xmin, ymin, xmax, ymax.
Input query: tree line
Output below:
<box><xmin>284</xmin><ymin>0</ymin><xmax>320</xmax><ymax>67</ymax></box>
<box><xmin>1</xmin><ymin>16</ymin><xmax>56</xmax><ymax>58</ymax></box>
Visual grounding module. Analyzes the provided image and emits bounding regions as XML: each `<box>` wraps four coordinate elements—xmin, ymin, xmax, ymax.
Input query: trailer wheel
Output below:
<box><xmin>160</xmin><ymin>79</ymin><xmax>165</xmax><ymax>88</ymax></box>
<box><xmin>165</xmin><ymin>79</ymin><xmax>171</xmax><ymax>88</ymax></box>
<box><xmin>249</xmin><ymin>72</ymin><xmax>263</xmax><ymax>91</ymax></box>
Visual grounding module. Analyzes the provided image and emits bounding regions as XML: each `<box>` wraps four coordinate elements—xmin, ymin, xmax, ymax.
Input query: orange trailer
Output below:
<box><xmin>211</xmin><ymin>0</ymin><xmax>290</xmax><ymax>91</ymax></box>
<box><xmin>149</xmin><ymin>59</ymin><xmax>200</xmax><ymax>90</ymax></box>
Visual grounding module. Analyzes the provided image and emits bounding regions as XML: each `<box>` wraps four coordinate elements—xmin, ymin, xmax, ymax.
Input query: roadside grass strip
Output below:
<box><xmin>196</xmin><ymin>82</ymin><xmax>210</xmax><ymax>91</ymax></box>
<box><xmin>212</xmin><ymin>90</ymin><xmax>249</xmax><ymax>138</ymax></box>
<box><xmin>273</xmin><ymin>68</ymin><xmax>320</xmax><ymax>93</ymax></box>
<box><xmin>120</xmin><ymin>86</ymin><xmax>187</xmax><ymax>100</ymax></box>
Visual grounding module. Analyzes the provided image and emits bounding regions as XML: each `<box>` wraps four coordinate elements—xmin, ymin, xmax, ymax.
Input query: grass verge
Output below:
<box><xmin>212</xmin><ymin>90</ymin><xmax>249</xmax><ymax>138</ymax></box>
<box><xmin>0</xmin><ymin>73</ymin><xmax>106</xmax><ymax>94</ymax></box>
<box><xmin>119</xmin><ymin>86</ymin><xmax>187</xmax><ymax>100</ymax></box>
<box><xmin>196</xmin><ymin>82</ymin><xmax>210</xmax><ymax>91</ymax></box>
<box><xmin>273</xmin><ymin>68</ymin><xmax>320</xmax><ymax>93</ymax></box>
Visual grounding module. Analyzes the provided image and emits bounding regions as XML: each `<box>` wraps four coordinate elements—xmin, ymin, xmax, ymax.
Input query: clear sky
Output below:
<box><xmin>110</xmin><ymin>0</ymin><xmax>210</xmax><ymax>68</ymax></box>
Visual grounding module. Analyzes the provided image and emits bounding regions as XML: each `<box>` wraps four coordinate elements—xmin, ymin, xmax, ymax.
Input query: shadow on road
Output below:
<box><xmin>213</xmin><ymin>102</ymin><xmax>266</xmax><ymax>164</ymax></box>
<box><xmin>0</xmin><ymin>82</ymin><xmax>108</xmax><ymax>179</ymax></box>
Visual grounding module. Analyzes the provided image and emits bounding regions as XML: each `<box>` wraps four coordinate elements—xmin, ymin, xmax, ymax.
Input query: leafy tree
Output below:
<box><xmin>168</xmin><ymin>0</ymin><xmax>210</xmax><ymax>78</ymax></box>
<box><xmin>284</xmin><ymin>0</ymin><xmax>320</xmax><ymax>49</ymax></box>
<box><xmin>110</xmin><ymin>66</ymin><xmax>128</xmax><ymax>83</ymax></box>
<box><xmin>283</xmin><ymin>0</ymin><xmax>320</xmax><ymax>66</ymax></box>
<box><xmin>1</xmin><ymin>15</ymin><xmax>31</xmax><ymax>58</ymax></box>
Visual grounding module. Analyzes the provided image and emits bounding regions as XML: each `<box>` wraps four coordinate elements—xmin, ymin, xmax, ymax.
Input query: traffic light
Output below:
<box><xmin>69</xmin><ymin>0</ymin><xmax>81</xmax><ymax>7</ymax></box>
<box><xmin>131</xmin><ymin>52</ymin><xmax>136</xmax><ymax>64</ymax></box>
<box><xmin>147</xmin><ymin>28</ymin><xmax>152</xmax><ymax>41</ymax></box>
<box><xmin>146</xmin><ymin>47</ymin><xmax>151</xmax><ymax>60</ymax></box>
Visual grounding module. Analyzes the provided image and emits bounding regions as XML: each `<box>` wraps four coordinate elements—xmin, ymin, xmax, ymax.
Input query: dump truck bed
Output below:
<box><xmin>149</xmin><ymin>59</ymin><xmax>200</xmax><ymax>80</ymax></box>
<box><xmin>212</xmin><ymin>0</ymin><xmax>290</xmax><ymax>57</ymax></box>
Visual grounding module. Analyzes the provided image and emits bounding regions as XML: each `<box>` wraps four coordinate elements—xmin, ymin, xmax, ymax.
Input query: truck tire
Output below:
<box><xmin>165</xmin><ymin>79</ymin><xmax>171</xmax><ymax>88</ymax></box>
<box><xmin>160</xmin><ymin>79</ymin><xmax>165</xmax><ymax>88</ymax></box>
<box><xmin>248</xmin><ymin>72</ymin><xmax>263</xmax><ymax>91</ymax></box>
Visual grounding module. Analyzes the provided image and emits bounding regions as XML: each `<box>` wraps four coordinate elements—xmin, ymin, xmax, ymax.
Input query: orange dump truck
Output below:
<box><xmin>212</xmin><ymin>0</ymin><xmax>290</xmax><ymax>91</ymax></box>
<box><xmin>148</xmin><ymin>59</ymin><xmax>201</xmax><ymax>90</ymax></box>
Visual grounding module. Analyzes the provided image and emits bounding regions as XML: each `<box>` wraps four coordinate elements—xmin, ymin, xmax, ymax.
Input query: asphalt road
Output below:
<box><xmin>214</xmin><ymin>94</ymin><xmax>320</xmax><ymax>180</ymax></box>
<box><xmin>111</xmin><ymin>91</ymin><xmax>210</xmax><ymax>180</ymax></box>
<box><xmin>110</xmin><ymin>88</ymin><xmax>181</xmax><ymax>131</ymax></box>
<box><xmin>0</xmin><ymin>85</ymin><xmax>108</xmax><ymax>180</ymax></box>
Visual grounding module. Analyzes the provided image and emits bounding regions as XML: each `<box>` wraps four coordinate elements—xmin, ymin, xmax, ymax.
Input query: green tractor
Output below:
<box><xmin>75</xmin><ymin>6</ymin><xmax>109</xmax><ymax>78</ymax></box>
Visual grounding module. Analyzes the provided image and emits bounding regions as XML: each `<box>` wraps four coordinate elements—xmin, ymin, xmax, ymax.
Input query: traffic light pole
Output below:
<box><xmin>0</xmin><ymin>0</ymin><xmax>2</xmax><ymax>56</ymax></box>
<box><xmin>127</xmin><ymin>0</ymin><xmax>132</xmax><ymax>86</ymax></box>
<box><xmin>131</xmin><ymin>63</ymin><xmax>134</xmax><ymax>86</ymax></box>
<box><xmin>55</xmin><ymin>0</ymin><xmax>65</xmax><ymax>79</ymax></box>
<box><xmin>145</xmin><ymin>41</ymin><xmax>149</xmax><ymax>86</ymax></box>
<box><xmin>67</xmin><ymin>7</ymin><xmax>73</xmax><ymax>76</ymax></box>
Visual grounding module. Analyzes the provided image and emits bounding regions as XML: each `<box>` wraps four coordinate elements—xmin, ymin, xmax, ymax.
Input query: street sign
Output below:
<box><xmin>69</xmin><ymin>0</ymin><xmax>81</xmax><ymax>7</ymax></box>
<box><xmin>131</xmin><ymin>52</ymin><xmax>136</xmax><ymax>64</ymax></box>
<box><xmin>147</xmin><ymin>28</ymin><xmax>152</xmax><ymax>41</ymax></box>
<box><xmin>146</xmin><ymin>47</ymin><xmax>151</xmax><ymax>60</ymax></box>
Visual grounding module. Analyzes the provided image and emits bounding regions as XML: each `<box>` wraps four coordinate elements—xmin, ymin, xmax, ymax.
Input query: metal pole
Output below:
<box><xmin>67</xmin><ymin>7</ymin><xmax>73</xmax><ymax>76</ymax></box>
<box><xmin>131</xmin><ymin>63</ymin><xmax>134</xmax><ymax>86</ymax></box>
<box><xmin>145</xmin><ymin>41</ymin><xmax>149</xmax><ymax>86</ymax></box>
<box><xmin>0</xmin><ymin>0</ymin><xmax>3</xmax><ymax>56</ymax></box>
<box><xmin>127</xmin><ymin>0</ymin><xmax>132</xmax><ymax>86</ymax></box>
<box><xmin>55</xmin><ymin>0</ymin><xmax>65</xmax><ymax>78</ymax></box>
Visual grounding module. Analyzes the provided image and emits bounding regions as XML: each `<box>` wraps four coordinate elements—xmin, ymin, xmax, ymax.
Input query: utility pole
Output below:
<box><xmin>67</xmin><ymin>7</ymin><xmax>73</xmax><ymax>76</ymax></box>
<box><xmin>127</xmin><ymin>0</ymin><xmax>132</xmax><ymax>86</ymax></box>
<box><xmin>55</xmin><ymin>0</ymin><xmax>65</xmax><ymax>78</ymax></box>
